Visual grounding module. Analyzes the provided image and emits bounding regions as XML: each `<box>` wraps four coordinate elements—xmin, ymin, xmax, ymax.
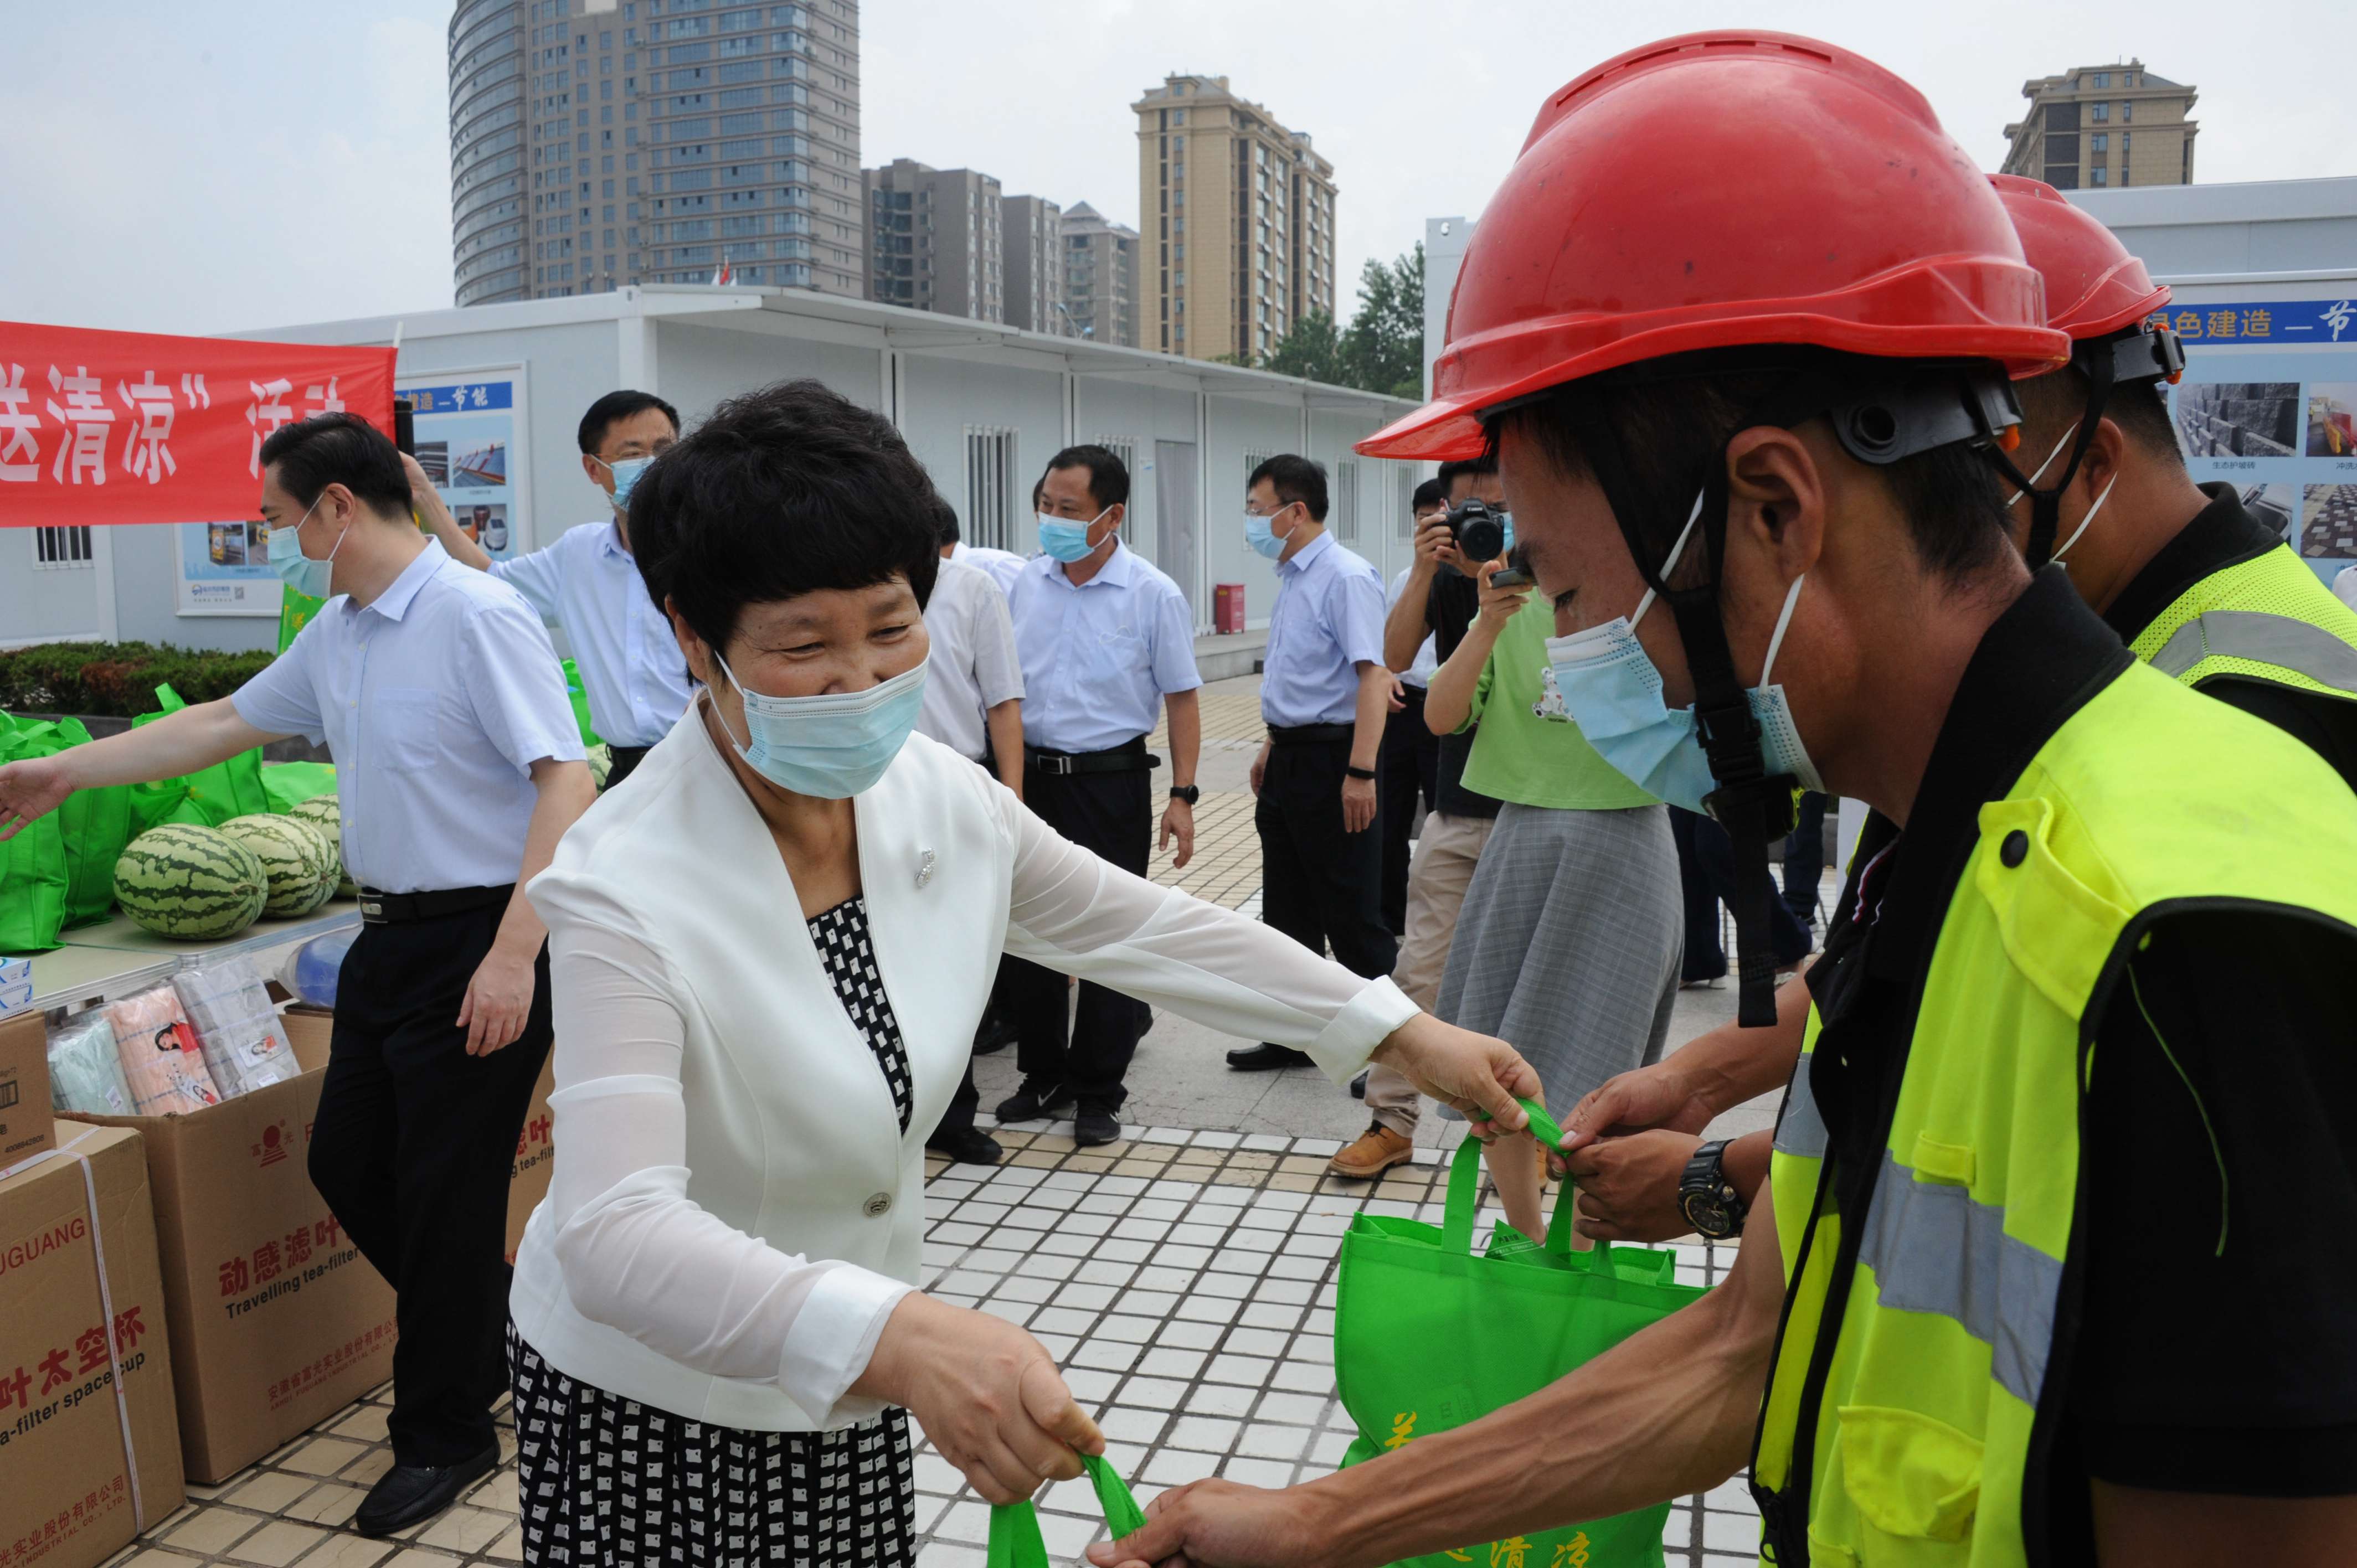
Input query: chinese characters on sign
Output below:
<box><xmin>2143</xmin><ymin>298</ymin><xmax>2357</xmax><ymax>344</ymax></box>
<box><xmin>0</xmin><ymin>321</ymin><xmax>392</xmax><ymax>528</ymax></box>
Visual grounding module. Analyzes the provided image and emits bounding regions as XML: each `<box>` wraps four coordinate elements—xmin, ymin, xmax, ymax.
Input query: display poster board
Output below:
<box><xmin>2160</xmin><ymin>297</ymin><xmax>2357</xmax><ymax>589</ymax></box>
<box><xmin>177</xmin><ymin>365</ymin><xmax>531</xmax><ymax>625</ymax></box>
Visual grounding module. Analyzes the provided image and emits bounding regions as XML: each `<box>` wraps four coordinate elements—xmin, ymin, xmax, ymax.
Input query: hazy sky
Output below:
<box><xmin>6</xmin><ymin>1</ymin><xmax>2351</xmax><ymax>338</ymax></box>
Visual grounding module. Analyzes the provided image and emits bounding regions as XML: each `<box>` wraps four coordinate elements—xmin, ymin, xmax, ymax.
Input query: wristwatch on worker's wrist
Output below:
<box><xmin>1167</xmin><ymin>784</ymin><xmax>1200</xmax><ymax>805</ymax></box>
<box><xmin>1678</xmin><ymin>1139</ymin><xmax>1747</xmax><ymax>1239</ymax></box>
<box><xmin>1345</xmin><ymin>764</ymin><xmax>1378</xmax><ymax>781</ymax></box>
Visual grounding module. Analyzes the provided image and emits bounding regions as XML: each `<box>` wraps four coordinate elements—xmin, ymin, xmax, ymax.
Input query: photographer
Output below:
<box><xmin>1376</xmin><ymin>478</ymin><xmax>1449</xmax><ymax>935</ymax></box>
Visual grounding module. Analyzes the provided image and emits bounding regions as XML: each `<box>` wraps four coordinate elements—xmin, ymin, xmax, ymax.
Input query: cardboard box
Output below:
<box><xmin>0</xmin><ymin>1013</ymin><xmax>56</xmax><ymax>1167</ymax></box>
<box><xmin>83</xmin><ymin>1008</ymin><xmax>397</xmax><ymax>1483</ymax></box>
<box><xmin>0</xmin><ymin>1122</ymin><xmax>186</xmax><ymax>1568</ymax></box>
<box><xmin>506</xmin><ymin>1058</ymin><xmax>555</xmax><ymax>1266</ymax></box>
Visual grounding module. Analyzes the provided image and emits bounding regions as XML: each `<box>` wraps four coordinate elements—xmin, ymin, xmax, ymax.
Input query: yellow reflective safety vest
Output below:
<box><xmin>1753</xmin><ymin>656</ymin><xmax>2357</xmax><ymax>1566</ymax></box>
<box><xmin>2126</xmin><ymin>540</ymin><xmax>2357</xmax><ymax>707</ymax></box>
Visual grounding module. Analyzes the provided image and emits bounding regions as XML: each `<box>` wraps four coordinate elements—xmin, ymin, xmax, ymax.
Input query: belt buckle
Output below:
<box><xmin>359</xmin><ymin>897</ymin><xmax>387</xmax><ymax>925</ymax></box>
<box><xmin>1038</xmin><ymin>755</ymin><xmax>1073</xmax><ymax>776</ymax></box>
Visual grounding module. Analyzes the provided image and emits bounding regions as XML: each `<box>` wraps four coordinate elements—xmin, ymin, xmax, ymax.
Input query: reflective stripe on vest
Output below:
<box><xmin>1856</xmin><ymin>1150</ymin><xmax>2062</xmax><ymax>1409</ymax></box>
<box><xmin>1773</xmin><ymin>1060</ymin><xmax>1828</xmax><ymax>1160</ymax></box>
<box><xmin>2146</xmin><ymin>609</ymin><xmax>2357</xmax><ymax>694</ymax></box>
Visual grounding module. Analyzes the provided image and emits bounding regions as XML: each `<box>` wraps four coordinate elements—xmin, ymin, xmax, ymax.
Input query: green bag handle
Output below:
<box><xmin>1443</xmin><ymin>1098</ymin><xmax>1656</xmax><ymax>1280</ymax></box>
<box><xmin>987</xmin><ymin>1453</ymin><xmax>1145</xmax><ymax>1566</ymax></box>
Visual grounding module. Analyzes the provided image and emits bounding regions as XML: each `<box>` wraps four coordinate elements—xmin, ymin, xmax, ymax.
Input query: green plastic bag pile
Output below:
<box><xmin>1332</xmin><ymin>1102</ymin><xmax>1709</xmax><ymax>1566</ymax></box>
<box><xmin>0</xmin><ymin>712</ymin><xmax>141</xmax><ymax>951</ymax></box>
<box><xmin>128</xmin><ymin>684</ymin><xmax>271</xmax><ymax>830</ymax></box>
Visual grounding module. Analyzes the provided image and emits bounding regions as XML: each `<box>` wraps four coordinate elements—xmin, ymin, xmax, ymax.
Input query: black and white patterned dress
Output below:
<box><xmin>510</xmin><ymin>897</ymin><xmax>919</xmax><ymax>1566</ymax></box>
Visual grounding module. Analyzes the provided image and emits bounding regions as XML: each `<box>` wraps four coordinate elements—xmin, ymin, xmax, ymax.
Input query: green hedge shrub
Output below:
<box><xmin>0</xmin><ymin>642</ymin><xmax>275</xmax><ymax>719</ymax></box>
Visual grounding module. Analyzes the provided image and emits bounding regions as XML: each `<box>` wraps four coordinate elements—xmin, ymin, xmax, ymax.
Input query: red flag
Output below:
<box><xmin>0</xmin><ymin>320</ymin><xmax>395</xmax><ymax>528</ymax></box>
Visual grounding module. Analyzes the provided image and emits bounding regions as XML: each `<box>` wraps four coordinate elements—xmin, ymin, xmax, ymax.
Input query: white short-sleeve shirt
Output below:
<box><xmin>1008</xmin><ymin>544</ymin><xmax>1202</xmax><ymax>754</ymax></box>
<box><xmin>915</xmin><ymin>557</ymin><xmax>1025</xmax><ymax>762</ymax></box>
<box><xmin>491</xmin><ymin>518</ymin><xmax>694</xmax><ymax>747</ymax></box>
<box><xmin>949</xmin><ymin>542</ymin><xmax>1027</xmax><ymax>597</ymax></box>
<box><xmin>232</xmin><ymin>540</ymin><xmax>587</xmax><ymax>894</ymax></box>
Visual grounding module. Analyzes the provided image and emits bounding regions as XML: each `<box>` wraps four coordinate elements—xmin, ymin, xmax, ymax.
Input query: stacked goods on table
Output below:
<box><xmin>52</xmin><ymin>960</ymin><xmax>302</xmax><ymax>1120</ymax></box>
<box><xmin>112</xmin><ymin>825</ymin><xmax>267</xmax><ymax>941</ymax></box>
<box><xmin>0</xmin><ymin>953</ymin><xmax>30</xmax><ymax>1019</ymax></box>
<box><xmin>284</xmin><ymin>794</ymin><xmax>356</xmax><ymax>900</ymax></box>
<box><xmin>216</xmin><ymin>814</ymin><xmax>336</xmax><ymax>919</ymax></box>
<box><xmin>0</xmin><ymin>1121</ymin><xmax>188</xmax><ymax>1568</ymax></box>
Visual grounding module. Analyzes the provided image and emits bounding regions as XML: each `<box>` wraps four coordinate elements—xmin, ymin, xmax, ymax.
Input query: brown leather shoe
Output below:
<box><xmin>1328</xmin><ymin>1123</ymin><xmax>1415</xmax><ymax>1180</ymax></box>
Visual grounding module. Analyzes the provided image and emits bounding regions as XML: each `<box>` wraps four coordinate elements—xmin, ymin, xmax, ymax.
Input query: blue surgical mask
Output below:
<box><xmin>710</xmin><ymin>652</ymin><xmax>929</xmax><ymax>799</ymax></box>
<box><xmin>266</xmin><ymin>495</ymin><xmax>347</xmax><ymax>601</ymax></box>
<box><xmin>1543</xmin><ymin>495</ymin><xmax>1823</xmax><ymax>813</ymax></box>
<box><xmin>596</xmin><ymin>455</ymin><xmax>654</xmax><ymax>512</ymax></box>
<box><xmin>1244</xmin><ymin>504</ymin><xmax>1294</xmax><ymax>561</ymax></box>
<box><xmin>1500</xmin><ymin>514</ymin><xmax>1517</xmax><ymax>558</ymax></box>
<box><xmin>1037</xmin><ymin>508</ymin><xmax>1110</xmax><ymax>563</ymax></box>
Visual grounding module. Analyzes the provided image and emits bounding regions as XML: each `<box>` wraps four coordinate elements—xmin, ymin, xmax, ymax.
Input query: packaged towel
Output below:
<box><xmin>46</xmin><ymin>1009</ymin><xmax>134</xmax><ymax>1117</ymax></box>
<box><xmin>173</xmin><ymin>955</ymin><xmax>300</xmax><ymax>1098</ymax></box>
<box><xmin>106</xmin><ymin>984</ymin><xmax>223</xmax><ymax>1116</ymax></box>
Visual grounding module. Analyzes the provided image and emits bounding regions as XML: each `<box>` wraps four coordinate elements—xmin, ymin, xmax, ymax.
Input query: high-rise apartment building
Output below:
<box><xmin>1133</xmin><ymin>75</ymin><xmax>1336</xmax><ymax>362</ymax></box>
<box><xmin>2002</xmin><ymin>61</ymin><xmax>2198</xmax><ymax>190</ymax></box>
<box><xmin>1059</xmin><ymin>203</ymin><xmax>1141</xmax><ymax>348</ymax></box>
<box><xmin>862</xmin><ymin>159</ymin><xmax>1004</xmax><ymax>321</ymax></box>
<box><xmin>449</xmin><ymin>0</ymin><xmax>866</xmax><ymax>307</ymax></box>
<box><xmin>1002</xmin><ymin>195</ymin><xmax>1067</xmax><ymax>334</ymax></box>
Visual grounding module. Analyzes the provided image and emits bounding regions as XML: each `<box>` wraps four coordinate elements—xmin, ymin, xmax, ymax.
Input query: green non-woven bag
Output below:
<box><xmin>261</xmin><ymin>761</ymin><xmax>338</xmax><ymax>814</ymax></box>
<box><xmin>987</xmin><ymin>1453</ymin><xmax>1145</xmax><ymax>1567</ymax></box>
<box><xmin>1332</xmin><ymin>1128</ymin><xmax>1708</xmax><ymax>1566</ymax></box>
<box><xmin>129</xmin><ymin>684</ymin><xmax>271</xmax><ymax>828</ymax></box>
<box><xmin>561</xmin><ymin>658</ymin><xmax>604</xmax><ymax>750</ymax></box>
<box><xmin>0</xmin><ymin>714</ymin><xmax>135</xmax><ymax>933</ymax></box>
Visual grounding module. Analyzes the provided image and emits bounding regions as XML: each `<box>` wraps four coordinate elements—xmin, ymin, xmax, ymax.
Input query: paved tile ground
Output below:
<box><xmin>97</xmin><ymin>670</ymin><xmax>1810</xmax><ymax>1568</ymax></box>
<box><xmin>102</xmin><ymin>1133</ymin><xmax>1756</xmax><ymax>1568</ymax></box>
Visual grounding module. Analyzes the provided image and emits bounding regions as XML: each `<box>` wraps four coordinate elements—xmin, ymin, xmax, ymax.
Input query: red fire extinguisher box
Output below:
<box><xmin>1213</xmin><ymin>582</ymin><xmax>1247</xmax><ymax>633</ymax></box>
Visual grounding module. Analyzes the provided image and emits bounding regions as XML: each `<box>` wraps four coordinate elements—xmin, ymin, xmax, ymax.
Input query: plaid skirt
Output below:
<box><xmin>507</xmin><ymin>1319</ymin><xmax>916</xmax><ymax>1566</ymax></box>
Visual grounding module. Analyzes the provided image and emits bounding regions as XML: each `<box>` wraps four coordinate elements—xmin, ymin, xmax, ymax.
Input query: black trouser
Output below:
<box><xmin>1376</xmin><ymin>686</ymin><xmax>1439</xmax><ymax>936</ymax></box>
<box><xmin>929</xmin><ymin>752</ymin><xmax>1010</xmax><ymax>1144</ymax></box>
<box><xmin>1782</xmin><ymin>790</ymin><xmax>1828</xmax><ymax>922</ymax></box>
<box><xmin>1005</xmin><ymin>744</ymin><xmax>1155</xmax><ymax>1108</ymax></box>
<box><xmin>1257</xmin><ymin>733</ymin><xmax>1398</xmax><ymax>987</ymax></box>
<box><xmin>310</xmin><ymin>900</ymin><xmax>553</xmax><ymax>1467</ymax></box>
<box><xmin>605</xmin><ymin>745</ymin><xmax>651</xmax><ymax>787</ymax></box>
<box><xmin>1669</xmin><ymin>806</ymin><xmax>1812</xmax><ymax>981</ymax></box>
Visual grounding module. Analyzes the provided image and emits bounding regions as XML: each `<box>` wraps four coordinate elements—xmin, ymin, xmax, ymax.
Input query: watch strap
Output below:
<box><xmin>1345</xmin><ymin>764</ymin><xmax>1378</xmax><ymax>781</ymax></box>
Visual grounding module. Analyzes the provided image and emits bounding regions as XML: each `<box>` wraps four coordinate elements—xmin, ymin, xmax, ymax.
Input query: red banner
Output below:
<box><xmin>0</xmin><ymin>320</ymin><xmax>395</xmax><ymax>528</ymax></box>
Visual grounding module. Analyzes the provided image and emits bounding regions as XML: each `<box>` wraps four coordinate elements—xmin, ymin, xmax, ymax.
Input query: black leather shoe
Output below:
<box><xmin>972</xmin><ymin>1010</ymin><xmax>1020</xmax><ymax>1055</ymax></box>
<box><xmin>996</xmin><ymin>1077</ymin><xmax>1074</xmax><ymax>1123</ymax></box>
<box><xmin>1074</xmin><ymin>1102</ymin><xmax>1122</xmax><ymax>1147</ymax></box>
<box><xmin>354</xmin><ymin>1445</ymin><xmax>497</xmax><ymax>1538</ymax></box>
<box><xmin>1349</xmin><ymin>1068</ymin><xmax>1370</xmax><ymax>1100</ymax></box>
<box><xmin>1225</xmin><ymin>1043</ymin><xmax>1313</xmax><ymax>1072</ymax></box>
<box><xmin>927</xmin><ymin>1127</ymin><xmax>1003</xmax><ymax>1166</ymax></box>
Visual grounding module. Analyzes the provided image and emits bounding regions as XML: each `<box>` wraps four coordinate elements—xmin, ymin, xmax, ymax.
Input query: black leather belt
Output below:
<box><xmin>357</xmin><ymin>883</ymin><xmax>514</xmax><ymax>926</ymax></box>
<box><xmin>1026</xmin><ymin>739</ymin><xmax>1162</xmax><ymax>776</ymax></box>
<box><xmin>1268</xmin><ymin>723</ymin><xmax>1355</xmax><ymax>745</ymax></box>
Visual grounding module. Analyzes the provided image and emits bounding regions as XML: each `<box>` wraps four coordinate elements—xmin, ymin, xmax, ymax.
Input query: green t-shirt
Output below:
<box><xmin>1458</xmin><ymin>595</ymin><xmax>1659</xmax><ymax>811</ymax></box>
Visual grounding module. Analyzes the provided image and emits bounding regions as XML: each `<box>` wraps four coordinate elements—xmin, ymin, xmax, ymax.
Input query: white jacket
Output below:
<box><xmin>508</xmin><ymin>703</ymin><xmax>1416</xmax><ymax>1431</ymax></box>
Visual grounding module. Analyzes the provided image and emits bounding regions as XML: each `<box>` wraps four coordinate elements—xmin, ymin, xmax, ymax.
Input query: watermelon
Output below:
<box><xmin>286</xmin><ymin>795</ymin><xmax>355</xmax><ymax>900</ymax></box>
<box><xmin>219</xmin><ymin>814</ymin><xmax>337</xmax><ymax>917</ymax></box>
<box><xmin>115</xmin><ymin>824</ymin><xmax>267</xmax><ymax>940</ymax></box>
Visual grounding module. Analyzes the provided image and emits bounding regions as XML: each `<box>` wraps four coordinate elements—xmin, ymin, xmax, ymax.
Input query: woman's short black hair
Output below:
<box><xmin>626</xmin><ymin>379</ymin><xmax>940</xmax><ymax>656</ymax></box>
<box><xmin>258</xmin><ymin>411</ymin><xmax>411</xmax><ymax>518</ymax></box>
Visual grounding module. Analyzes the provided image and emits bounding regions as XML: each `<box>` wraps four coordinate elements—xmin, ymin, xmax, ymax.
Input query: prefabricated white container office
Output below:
<box><xmin>4</xmin><ymin>285</ymin><xmax>1423</xmax><ymax>656</ymax></box>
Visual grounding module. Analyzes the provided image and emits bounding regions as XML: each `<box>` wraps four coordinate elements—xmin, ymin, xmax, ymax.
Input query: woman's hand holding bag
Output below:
<box><xmin>857</xmin><ymin>1292</ymin><xmax>1105</xmax><ymax>1504</ymax></box>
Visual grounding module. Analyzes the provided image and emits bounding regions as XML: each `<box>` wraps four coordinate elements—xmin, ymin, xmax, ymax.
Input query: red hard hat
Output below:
<box><xmin>1989</xmin><ymin>173</ymin><xmax>2170</xmax><ymax>341</ymax></box>
<box><xmin>1360</xmin><ymin>32</ymin><xmax>2071</xmax><ymax>461</ymax></box>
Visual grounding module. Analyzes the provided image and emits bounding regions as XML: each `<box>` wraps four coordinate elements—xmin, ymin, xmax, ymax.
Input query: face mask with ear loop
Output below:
<box><xmin>1990</xmin><ymin>321</ymin><xmax>2185</xmax><ymax>570</ymax></box>
<box><xmin>1524</xmin><ymin>359</ymin><xmax>2024</xmax><ymax>1028</ymax></box>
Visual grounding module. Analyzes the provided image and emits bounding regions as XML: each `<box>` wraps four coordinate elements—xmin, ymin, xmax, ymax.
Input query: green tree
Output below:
<box><xmin>1253</xmin><ymin>244</ymin><xmax>1425</xmax><ymax>399</ymax></box>
<box><xmin>1255</xmin><ymin>311</ymin><xmax>1347</xmax><ymax>384</ymax></box>
<box><xmin>1340</xmin><ymin>244</ymin><xmax>1425</xmax><ymax>400</ymax></box>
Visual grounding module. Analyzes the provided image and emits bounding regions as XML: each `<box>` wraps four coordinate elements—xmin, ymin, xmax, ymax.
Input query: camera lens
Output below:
<box><xmin>1451</xmin><ymin>505</ymin><xmax>1504</xmax><ymax>562</ymax></box>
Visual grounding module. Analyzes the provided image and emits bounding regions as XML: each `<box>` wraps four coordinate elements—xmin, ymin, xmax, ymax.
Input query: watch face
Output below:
<box><xmin>1681</xmin><ymin>1192</ymin><xmax>1731</xmax><ymax>1239</ymax></box>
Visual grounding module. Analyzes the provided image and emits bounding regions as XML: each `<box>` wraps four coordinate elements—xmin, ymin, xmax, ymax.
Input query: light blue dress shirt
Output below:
<box><xmin>490</xmin><ymin>519</ymin><xmax>694</xmax><ymax>747</ymax></box>
<box><xmin>1261</xmin><ymin>532</ymin><xmax>1387</xmax><ymax>728</ymax></box>
<box><xmin>232</xmin><ymin>541</ymin><xmax>586</xmax><ymax>894</ymax></box>
<box><xmin>1008</xmin><ymin>543</ymin><xmax>1202</xmax><ymax>753</ymax></box>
